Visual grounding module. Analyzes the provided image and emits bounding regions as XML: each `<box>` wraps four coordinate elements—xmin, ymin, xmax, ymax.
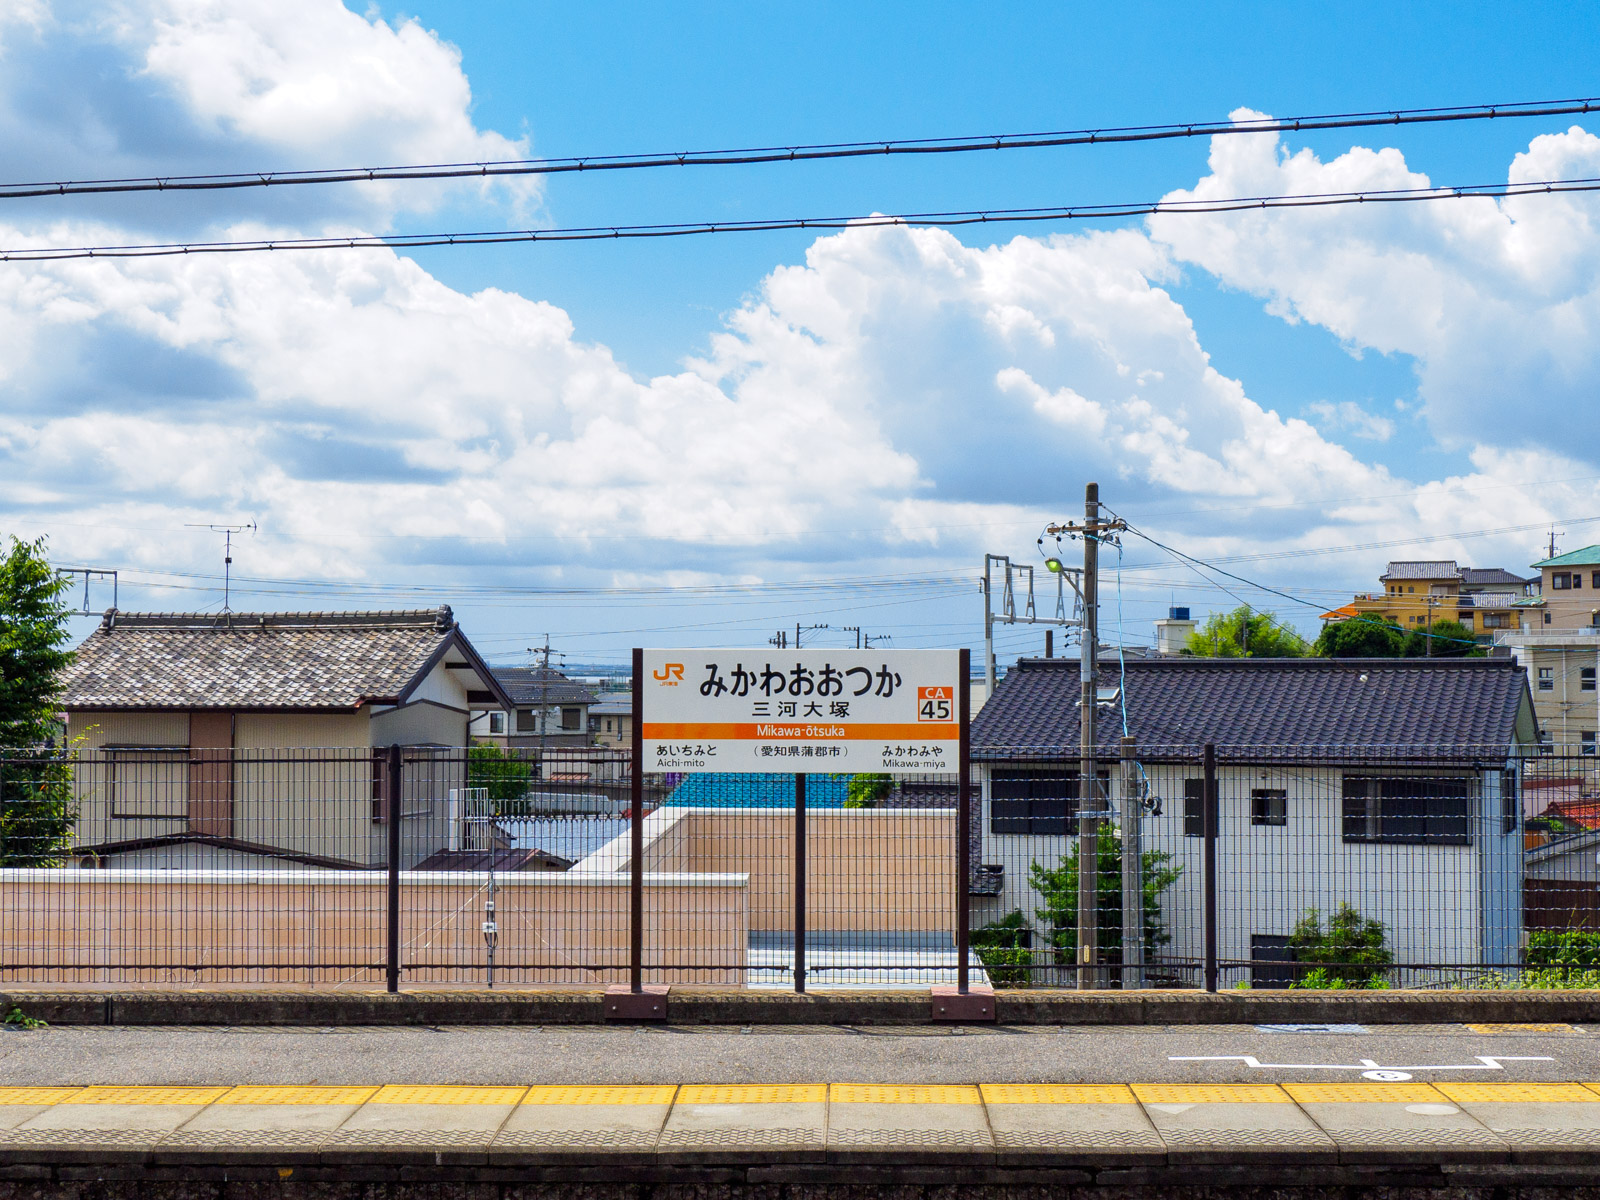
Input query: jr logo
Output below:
<box><xmin>653</xmin><ymin>663</ymin><xmax>685</xmax><ymax>685</ymax></box>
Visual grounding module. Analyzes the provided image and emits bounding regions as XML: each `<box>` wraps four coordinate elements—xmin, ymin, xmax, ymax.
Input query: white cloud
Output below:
<box><xmin>1308</xmin><ymin>400</ymin><xmax>1394</xmax><ymax>442</ymax></box>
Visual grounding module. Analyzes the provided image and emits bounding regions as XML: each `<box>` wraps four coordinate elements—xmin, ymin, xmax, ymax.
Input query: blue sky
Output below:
<box><xmin>3</xmin><ymin>1</ymin><xmax>1599</xmax><ymax>667</ymax></box>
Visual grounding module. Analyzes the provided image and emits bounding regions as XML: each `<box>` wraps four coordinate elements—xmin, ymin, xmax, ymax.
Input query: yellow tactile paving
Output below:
<box><xmin>521</xmin><ymin>1086</ymin><xmax>677</xmax><ymax>1106</ymax></box>
<box><xmin>70</xmin><ymin>1086</ymin><xmax>229</xmax><ymax>1106</ymax></box>
<box><xmin>982</xmin><ymin>1084</ymin><xmax>1136</xmax><ymax>1105</ymax></box>
<box><xmin>217</xmin><ymin>1086</ymin><xmax>379</xmax><ymax>1106</ymax></box>
<box><xmin>368</xmin><ymin>1085</ymin><xmax>527</xmax><ymax>1106</ymax></box>
<box><xmin>0</xmin><ymin>1088</ymin><xmax>82</xmax><ymax>1106</ymax></box>
<box><xmin>1284</xmin><ymin>1082</ymin><xmax>1445</xmax><ymax>1103</ymax></box>
<box><xmin>830</xmin><ymin>1084</ymin><xmax>980</xmax><ymax>1105</ymax></box>
<box><xmin>1466</xmin><ymin>1023</ymin><xmax>1572</xmax><ymax>1034</ymax></box>
<box><xmin>1438</xmin><ymin>1082</ymin><xmax>1597</xmax><ymax>1104</ymax></box>
<box><xmin>676</xmin><ymin>1085</ymin><xmax>824</xmax><ymax>1105</ymax></box>
<box><xmin>1131</xmin><ymin>1084</ymin><xmax>1291</xmax><ymax>1104</ymax></box>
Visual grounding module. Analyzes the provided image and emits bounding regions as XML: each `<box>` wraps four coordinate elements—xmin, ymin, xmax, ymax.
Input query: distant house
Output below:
<box><xmin>1524</xmin><ymin>545</ymin><xmax>1600</xmax><ymax>632</ymax></box>
<box><xmin>588</xmin><ymin>692</ymin><xmax>632</xmax><ymax>748</ymax></box>
<box><xmin>57</xmin><ymin>607</ymin><xmax>514</xmax><ymax>869</ymax></box>
<box><xmin>971</xmin><ymin>656</ymin><xmax>1538</xmax><ymax>985</ymax></box>
<box><xmin>1321</xmin><ymin>560</ymin><xmax>1539</xmax><ymax>639</ymax></box>
<box><xmin>1494</xmin><ymin>626</ymin><xmax>1600</xmax><ymax>758</ymax></box>
<box><xmin>468</xmin><ymin>667</ymin><xmax>595</xmax><ymax>757</ymax></box>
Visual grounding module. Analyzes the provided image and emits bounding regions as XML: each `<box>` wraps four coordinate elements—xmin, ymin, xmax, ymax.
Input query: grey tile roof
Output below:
<box><xmin>1459</xmin><ymin>591</ymin><xmax>1522</xmax><ymax>608</ymax></box>
<box><xmin>1461</xmin><ymin>567</ymin><xmax>1536</xmax><ymax>588</ymax></box>
<box><xmin>492</xmin><ymin>667</ymin><xmax>597</xmax><ymax>707</ymax></box>
<box><xmin>972</xmin><ymin>656</ymin><xmax>1532</xmax><ymax>759</ymax></box>
<box><xmin>1382</xmin><ymin>560</ymin><xmax>1461</xmax><ymax>580</ymax></box>
<box><xmin>60</xmin><ymin>607</ymin><xmax>494</xmax><ymax>710</ymax></box>
<box><xmin>590</xmin><ymin>692</ymin><xmax>632</xmax><ymax>716</ymax></box>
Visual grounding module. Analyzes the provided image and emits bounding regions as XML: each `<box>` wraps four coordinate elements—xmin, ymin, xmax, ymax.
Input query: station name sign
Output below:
<box><xmin>640</xmin><ymin>649</ymin><xmax>961</xmax><ymax>774</ymax></box>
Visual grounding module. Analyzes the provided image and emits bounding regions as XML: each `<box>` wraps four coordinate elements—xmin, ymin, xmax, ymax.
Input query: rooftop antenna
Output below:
<box><xmin>185</xmin><ymin>521</ymin><xmax>257</xmax><ymax>611</ymax></box>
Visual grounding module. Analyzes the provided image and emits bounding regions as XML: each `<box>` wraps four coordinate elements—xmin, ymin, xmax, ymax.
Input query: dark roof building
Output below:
<box><xmin>61</xmin><ymin>606</ymin><xmax>510</xmax><ymax>712</ymax></box>
<box><xmin>972</xmin><ymin>656</ymin><xmax>1538</xmax><ymax>759</ymax></box>
<box><xmin>491</xmin><ymin>666</ymin><xmax>597</xmax><ymax>708</ymax></box>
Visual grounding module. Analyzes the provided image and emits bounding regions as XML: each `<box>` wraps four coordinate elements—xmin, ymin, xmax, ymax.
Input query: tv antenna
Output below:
<box><xmin>185</xmin><ymin>521</ymin><xmax>257</xmax><ymax>611</ymax></box>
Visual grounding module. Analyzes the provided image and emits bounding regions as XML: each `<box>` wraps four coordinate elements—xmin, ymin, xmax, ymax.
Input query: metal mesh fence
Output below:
<box><xmin>2</xmin><ymin>741</ymin><xmax>1599</xmax><ymax>990</ymax></box>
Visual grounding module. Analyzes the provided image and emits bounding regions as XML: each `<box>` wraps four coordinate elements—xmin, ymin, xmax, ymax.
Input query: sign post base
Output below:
<box><xmin>931</xmin><ymin>984</ymin><xmax>996</xmax><ymax>1022</ymax></box>
<box><xmin>606</xmin><ymin>983</ymin><xmax>670</xmax><ymax>1021</ymax></box>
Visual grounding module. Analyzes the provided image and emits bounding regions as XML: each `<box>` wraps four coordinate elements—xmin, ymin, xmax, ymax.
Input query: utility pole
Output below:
<box><xmin>795</xmin><ymin>623</ymin><xmax>829</xmax><ymax>648</ymax></box>
<box><xmin>844</xmin><ymin>625</ymin><xmax>862</xmax><ymax>649</ymax></box>
<box><xmin>864</xmin><ymin>632</ymin><xmax>892</xmax><ymax>649</ymax></box>
<box><xmin>528</xmin><ymin>636</ymin><xmax>562</xmax><ymax>779</ymax></box>
<box><xmin>1044</xmin><ymin>483</ymin><xmax>1126</xmax><ymax>991</ymax></box>
<box><xmin>769</xmin><ymin>630</ymin><xmax>788</xmax><ymax>649</ymax></box>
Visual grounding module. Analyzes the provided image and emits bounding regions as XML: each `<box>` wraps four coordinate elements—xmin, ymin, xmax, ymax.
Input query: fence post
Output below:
<box><xmin>1119</xmin><ymin>735</ymin><xmax>1142</xmax><ymax>990</ymax></box>
<box><xmin>630</xmin><ymin>647</ymin><xmax>644</xmax><ymax>994</ymax></box>
<box><xmin>385</xmin><ymin>742</ymin><xmax>402</xmax><ymax>994</ymax></box>
<box><xmin>1202</xmin><ymin>741</ymin><xmax>1218</xmax><ymax>993</ymax></box>
<box><xmin>957</xmin><ymin>645</ymin><xmax>971</xmax><ymax>994</ymax></box>
<box><xmin>794</xmin><ymin>772</ymin><xmax>806</xmax><ymax>993</ymax></box>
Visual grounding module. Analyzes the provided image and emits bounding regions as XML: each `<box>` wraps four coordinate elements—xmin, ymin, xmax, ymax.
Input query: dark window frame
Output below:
<box><xmin>989</xmin><ymin>768</ymin><xmax>1108</xmax><ymax>836</ymax></box>
<box><xmin>1341</xmin><ymin>774</ymin><xmax>1473</xmax><ymax>846</ymax></box>
<box><xmin>1582</xmin><ymin>667</ymin><xmax>1597</xmax><ymax>693</ymax></box>
<box><xmin>1183</xmin><ymin>778</ymin><xmax>1204</xmax><ymax>837</ymax></box>
<box><xmin>1250</xmin><ymin>788</ymin><xmax>1287</xmax><ymax>827</ymax></box>
<box><xmin>1501</xmin><ymin>768</ymin><xmax>1518</xmax><ymax>834</ymax></box>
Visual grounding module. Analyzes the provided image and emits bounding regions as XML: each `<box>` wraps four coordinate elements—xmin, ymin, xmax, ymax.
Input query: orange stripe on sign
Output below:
<box><xmin>640</xmin><ymin>722</ymin><xmax>958</xmax><ymax>741</ymax></box>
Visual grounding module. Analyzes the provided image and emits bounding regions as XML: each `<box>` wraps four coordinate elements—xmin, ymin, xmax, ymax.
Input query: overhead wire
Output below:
<box><xmin>4</xmin><ymin>96</ymin><xmax>1594</xmax><ymax>201</ymax></box>
<box><xmin>9</xmin><ymin>174</ymin><xmax>1600</xmax><ymax>262</ymax></box>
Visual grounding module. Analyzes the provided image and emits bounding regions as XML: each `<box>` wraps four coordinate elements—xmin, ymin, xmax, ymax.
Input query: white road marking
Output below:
<box><xmin>1168</xmin><ymin>1054</ymin><xmax>1554</xmax><ymax>1081</ymax></box>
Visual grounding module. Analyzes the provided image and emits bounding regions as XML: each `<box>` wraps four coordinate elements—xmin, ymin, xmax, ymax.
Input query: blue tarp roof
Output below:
<box><xmin>664</xmin><ymin>773</ymin><xmax>851</xmax><ymax>808</ymax></box>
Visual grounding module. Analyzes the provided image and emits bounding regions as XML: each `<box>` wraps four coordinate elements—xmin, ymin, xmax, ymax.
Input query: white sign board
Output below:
<box><xmin>639</xmin><ymin>649</ymin><xmax>961</xmax><ymax>774</ymax></box>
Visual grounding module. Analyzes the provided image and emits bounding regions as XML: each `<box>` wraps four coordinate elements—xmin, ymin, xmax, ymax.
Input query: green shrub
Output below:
<box><xmin>1028</xmin><ymin>824</ymin><xmax>1181</xmax><ymax>964</ymax></box>
<box><xmin>844</xmin><ymin>773</ymin><xmax>893</xmax><ymax>809</ymax></box>
<box><xmin>971</xmin><ymin>910</ymin><xmax>1034</xmax><ymax>987</ymax></box>
<box><xmin>1527</xmin><ymin>930</ymin><xmax>1600</xmax><ymax>971</ymax></box>
<box><xmin>1287</xmin><ymin>903</ymin><xmax>1393</xmax><ymax>989</ymax></box>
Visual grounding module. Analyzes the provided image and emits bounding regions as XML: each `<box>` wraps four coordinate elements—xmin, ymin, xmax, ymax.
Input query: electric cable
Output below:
<box><xmin>4</xmin><ymin>96</ymin><xmax>1594</xmax><ymax>201</ymax></box>
<box><xmin>8</xmin><ymin>173</ymin><xmax>1600</xmax><ymax>262</ymax></box>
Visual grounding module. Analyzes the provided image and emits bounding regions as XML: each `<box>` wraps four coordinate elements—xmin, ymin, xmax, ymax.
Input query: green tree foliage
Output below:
<box><xmin>1287</xmin><ymin>903</ymin><xmax>1393</xmax><ymax>988</ymax></box>
<box><xmin>467</xmin><ymin>742</ymin><xmax>533</xmax><ymax>808</ymax></box>
<box><xmin>0</xmin><ymin>536</ymin><xmax>77</xmax><ymax>865</ymax></box>
<box><xmin>970</xmin><ymin>910</ymin><xmax>1034</xmax><ymax>987</ymax></box>
<box><xmin>1402</xmin><ymin>619</ymin><xmax>1485</xmax><ymax>658</ymax></box>
<box><xmin>844</xmin><ymin>773</ymin><xmax>892</xmax><ymax>809</ymax></box>
<box><xmin>1028</xmin><ymin>824</ymin><xmax>1181</xmax><ymax>965</ymax></box>
<box><xmin>1184</xmin><ymin>607</ymin><xmax>1308</xmax><ymax>658</ymax></box>
<box><xmin>1312</xmin><ymin>618</ymin><xmax>1405</xmax><ymax>658</ymax></box>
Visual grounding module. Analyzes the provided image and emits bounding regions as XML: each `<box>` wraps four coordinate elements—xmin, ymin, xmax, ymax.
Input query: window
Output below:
<box><xmin>1251</xmin><ymin>788</ymin><xmax>1287</xmax><ymax>827</ymax></box>
<box><xmin>1407</xmin><ymin>586</ymin><xmax>1415</xmax><ymax>594</ymax></box>
<box><xmin>1457</xmin><ymin>613</ymin><xmax>1474</xmax><ymax>627</ymax></box>
<box><xmin>1250</xmin><ymin>935</ymin><xmax>1296</xmax><ymax>989</ymax></box>
<box><xmin>1502</xmin><ymin>768</ymin><xmax>1518</xmax><ymax>834</ymax></box>
<box><xmin>1483</xmin><ymin>613</ymin><xmax>1507</xmax><ymax>629</ymax></box>
<box><xmin>1342</xmin><ymin>775</ymin><xmax>1472</xmax><ymax>845</ymax></box>
<box><xmin>1183</xmin><ymin>778</ymin><xmax>1205</xmax><ymax>837</ymax></box>
<box><xmin>107</xmin><ymin>747</ymin><xmax>188</xmax><ymax>819</ymax></box>
<box><xmin>487</xmin><ymin>711</ymin><xmax>506</xmax><ymax>734</ymax></box>
<box><xmin>990</xmin><ymin>769</ymin><xmax>1105</xmax><ymax>835</ymax></box>
<box><xmin>561</xmin><ymin>706</ymin><xmax>581</xmax><ymax>731</ymax></box>
<box><xmin>1582</xmin><ymin>668</ymin><xmax>1596</xmax><ymax>693</ymax></box>
<box><xmin>1545</xmin><ymin>611</ymin><xmax>1554</xmax><ymax>625</ymax></box>
<box><xmin>1539</xmin><ymin>731</ymin><xmax>1555</xmax><ymax>756</ymax></box>
<box><xmin>1593</xmin><ymin>572</ymin><xmax>1600</xmax><ymax>589</ymax></box>
<box><xmin>1539</xmin><ymin>667</ymin><xmax>1555</xmax><ymax>691</ymax></box>
<box><xmin>1584</xmin><ymin>732</ymin><xmax>1597</xmax><ymax>757</ymax></box>
<box><xmin>516</xmin><ymin>708</ymin><xmax>540</xmax><ymax>733</ymax></box>
<box><xmin>1553</xmin><ymin>572</ymin><xmax>1572</xmax><ymax>590</ymax></box>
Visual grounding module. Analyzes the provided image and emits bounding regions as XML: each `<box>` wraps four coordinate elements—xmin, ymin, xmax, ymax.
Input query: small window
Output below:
<box><xmin>1553</xmin><ymin>573</ymin><xmax>1572</xmax><ymax>590</ymax></box>
<box><xmin>1545</xmin><ymin>611</ymin><xmax>1554</xmax><ymax>625</ymax></box>
<box><xmin>1582</xmin><ymin>668</ymin><xmax>1596</xmax><ymax>693</ymax></box>
<box><xmin>1540</xmin><ymin>732</ymin><xmax>1555</xmax><ymax>756</ymax></box>
<box><xmin>1407</xmin><ymin>586</ymin><xmax>1415</xmax><ymax>594</ymax></box>
<box><xmin>1183</xmin><ymin>778</ymin><xmax>1204</xmax><ymax>838</ymax></box>
<box><xmin>1251</xmin><ymin>935</ymin><xmax>1296</xmax><ymax>989</ymax></box>
<box><xmin>1539</xmin><ymin>667</ymin><xmax>1555</xmax><ymax>691</ymax></box>
<box><xmin>561</xmin><ymin>706</ymin><xmax>581</xmax><ymax>731</ymax></box>
<box><xmin>1251</xmin><ymin>789</ymin><xmax>1287</xmax><ymax>827</ymax></box>
<box><xmin>1502</xmin><ymin>768</ymin><xmax>1518</xmax><ymax>834</ymax></box>
<box><xmin>1592</xmin><ymin>572</ymin><xmax>1600</xmax><ymax>589</ymax></box>
<box><xmin>1584</xmin><ymin>732</ymin><xmax>1597</xmax><ymax>757</ymax></box>
<box><xmin>1483</xmin><ymin>613</ymin><xmax>1507</xmax><ymax>629</ymax></box>
<box><xmin>1457</xmin><ymin>613</ymin><xmax>1474</xmax><ymax>627</ymax></box>
<box><xmin>487</xmin><ymin>711</ymin><xmax>506</xmax><ymax>734</ymax></box>
<box><xmin>517</xmin><ymin>708</ymin><xmax>540</xmax><ymax>733</ymax></box>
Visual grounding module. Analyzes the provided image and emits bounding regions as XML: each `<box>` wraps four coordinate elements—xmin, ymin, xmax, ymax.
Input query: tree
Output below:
<box><xmin>1402</xmin><ymin>619</ymin><xmax>1485</xmax><ymax>658</ymax></box>
<box><xmin>467</xmin><ymin>742</ymin><xmax>533</xmax><ymax>808</ymax></box>
<box><xmin>1287</xmin><ymin>903</ymin><xmax>1392</xmax><ymax>988</ymax></box>
<box><xmin>844</xmin><ymin>773</ymin><xmax>892</xmax><ymax>808</ymax></box>
<box><xmin>1029</xmin><ymin>823</ymin><xmax>1181</xmax><ymax>968</ymax></box>
<box><xmin>1312</xmin><ymin>618</ymin><xmax>1405</xmax><ymax>658</ymax></box>
<box><xmin>1184</xmin><ymin>606</ymin><xmax>1308</xmax><ymax>658</ymax></box>
<box><xmin>0</xmin><ymin>537</ymin><xmax>77</xmax><ymax>865</ymax></box>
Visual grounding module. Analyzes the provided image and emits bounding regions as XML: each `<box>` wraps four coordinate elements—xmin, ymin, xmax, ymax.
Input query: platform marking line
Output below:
<box><xmin>831</xmin><ymin>1084</ymin><xmax>981</xmax><ymax>1106</ymax></box>
<box><xmin>676</xmin><ymin>1085</ymin><xmax>825</xmax><ymax>1105</ymax></box>
<box><xmin>368</xmin><ymin>1085</ymin><xmax>527</xmax><ymax>1106</ymax></box>
<box><xmin>216</xmin><ymin>1086</ymin><xmax>379</xmax><ymax>1106</ymax></box>
<box><xmin>981</xmin><ymin>1084</ymin><xmax>1136</xmax><ymax>1105</ymax></box>
<box><xmin>1131</xmin><ymin>1084</ymin><xmax>1291</xmax><ymax>1104</ymax></box>
<box><xmin>1466</xmin><ymin>1023</ymin><xmax>1572</xmax><ymax>1034</ymax></box>
<box><xmin>69</xmin><ymin>1086</ymin><xmax>230</xmax><ymax>1106</ymax></box>
<box><xmin>521</xmin><ymin>1086</ymin><xmax>677</xmax><ymax>1106</ymax></box>
<box><xmin>1170</xmin><ymin>1054</ymin><xmax>1554</xmax><ymax>1081</ymax></box>
<box><xmin>1283</xmin><ymin>1082</ymin><xmax>1446</xmax><ymax>1103</ymax></box>
<box><xmin>0</xmin><ymin>1088</ymin><xmax>83</xmax><ymax>1107</ymax></box>
<box><xmin>1439</xmin><ymin>1082</ymin><xmax>1597</xmax><ymax>1103</ymax></box>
